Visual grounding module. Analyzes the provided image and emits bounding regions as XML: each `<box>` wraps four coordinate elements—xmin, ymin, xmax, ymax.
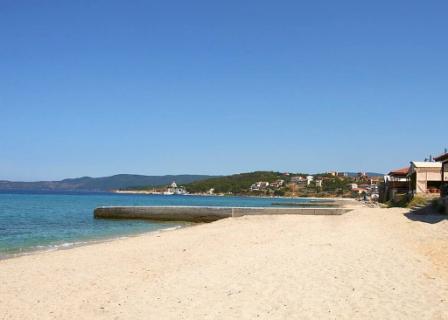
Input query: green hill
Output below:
<box><xmin>185</xmin><ymin>171</ymin><xmax>289</xmax><ymax>194</ymax></box>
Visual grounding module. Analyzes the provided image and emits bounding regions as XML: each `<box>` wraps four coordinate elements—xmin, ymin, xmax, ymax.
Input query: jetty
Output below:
<box><xmin>94</xmin><ymin>206</ymin><xmax>353</xmax><ymax>223</ymax></box>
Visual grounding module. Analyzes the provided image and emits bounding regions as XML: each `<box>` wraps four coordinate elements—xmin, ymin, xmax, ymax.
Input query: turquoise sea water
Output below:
<box><xmin>0</xmin><ymin>192</ymin><xmax>310</xmax><ymax>258</ymax></box>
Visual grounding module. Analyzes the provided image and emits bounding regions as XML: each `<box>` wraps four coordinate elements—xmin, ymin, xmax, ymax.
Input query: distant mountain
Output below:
<box><xmin>0</xmin><ymin>174</ymin><xmax>215</xmax><ymax>192</ymax></box>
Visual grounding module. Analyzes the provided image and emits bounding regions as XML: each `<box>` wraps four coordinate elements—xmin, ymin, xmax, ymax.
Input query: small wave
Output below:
<box><xmin>0</xmin><ymin>224</ymin><xmax>186</xmax><ymax>260</ymax></box>
<box><xmin>158</xmin><ymin>225</ymin><xmax>183</xmax><ymax>232</ymax></box>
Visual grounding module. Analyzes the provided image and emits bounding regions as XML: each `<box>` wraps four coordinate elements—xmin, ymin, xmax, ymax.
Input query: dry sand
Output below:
<box><xmin>1</xmin><ymin>208</ymin><xmax>448</xmax><ymax>319</ymax></box>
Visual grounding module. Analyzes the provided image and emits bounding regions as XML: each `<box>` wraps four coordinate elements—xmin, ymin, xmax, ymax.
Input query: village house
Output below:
<box><xmin>351</xmin><ymin>187</ymin><xmax>368</xmax><ymax>195</ymax></box>
<box><xmin>369</xmin><ymin>176</ymin><xmax>381</xmax><ymax>186</ymax></box>
<box><xmin>407</xmin><ymin>161</ymin><xmax>442</xmax><ymax>195</ymax></box>
<box><xmin>348</xmin><ymin>183</ymin><xmax>358</xmax><ymax>190</ymax></box>
<box><xmin>380</xmin><ymin>167</ymin><xmax>410</xmax><ymax>202</ymax></box>
<box><xmin>250</xmin><ymin>181</ymin><xmax>270</xmax><ymax>191</ymax></box>
<box><xmin>289</xmin><ymin>176</ymin><xmax>308</xmax><ymax>191</ymax></box>
<box><xmin>290</xmin><ymin>176</ymin><xmax>306</xmax><ymax>184</ymax></box>
<box><xmin>164</xmin><ymin>181</ymin><xmax>187</xmax><ymax>195</ymax></box>
<box><xmin>434</xmin><ymin>152</ymin><xmax>448</xmax><ymax>197</ymax></box>
<box><xmin>358</xmin><ymin>183</ymin><xmax>371</xmax><ymax>190</ymax></box>
<box><xmin>434</xmin><ymin>152</ymin><xmax>448</xmax><ymax>214</ymax></box>
<box><xmin>355</xmin><ymin>172</ymin><xmax>369</xmax><ymax>182</ymax></box>
<box><xmin>269</xmin><ymin>179</ymin><xmax>285</xmax><ymax>189</ymax></box>
<box><xmin>306</xmin><ymin>175</ymin><xmax>314</xmax><ymax>186</ymax></box>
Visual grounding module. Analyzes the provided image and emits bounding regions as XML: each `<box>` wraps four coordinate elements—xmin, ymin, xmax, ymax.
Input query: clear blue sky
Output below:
<box><xmin>1</xmin><ymin>1</ymin><xmax>447</xmax><ymax>181</ymax></box>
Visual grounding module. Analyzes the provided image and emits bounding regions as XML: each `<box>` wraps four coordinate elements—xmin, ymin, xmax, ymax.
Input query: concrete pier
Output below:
<box><xmin>94</xmin><ymin>206</ymin><xmax>352</xmax><ymax>223</ymax></box>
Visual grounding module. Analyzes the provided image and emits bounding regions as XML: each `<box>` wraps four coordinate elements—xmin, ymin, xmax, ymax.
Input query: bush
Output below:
<box><xmin>387</xmin><ymin>193</ymin><xmax>410</xmax><ymax>207</ymax></box>
<box><xmin>432</xmin><ymin>198</ymin><xmax>447</xmax><ymax>214</ymax></box>
<box><xmin>273</xmin><ymin>189</ymin><xmax>285</xmax><ymax>196</ymax></box>
<box><xmin>406</xmin><ymin>195</ymin><xmax>429</xmax><ymax>208</ymax></box>
<box><xmin>441</xmin><ymin>184</ymin><xmax>448</xmax><ymax>197</ymax></box>
<box><xmin>387</xmin><ymin>194</ymin><xmax>430</xmax><ymax>208</ymax></box>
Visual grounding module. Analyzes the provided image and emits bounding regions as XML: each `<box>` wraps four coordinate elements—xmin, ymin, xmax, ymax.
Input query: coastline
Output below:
<box><xmin>1</xmin><ymin>199</ymin><xmax>357</xmax><ymax>259</ymax></box>
<box><xmin>0</xmin><ymin>192</ymin><xmax>358</xmax><ymax>261</ymax></box>
<box><xmin>0</xmin><ymin>224</ymin><xmax>187</xmax><ymax>261</ymax></box>
<box><xmin>113</xmin><ymin>190</ymin><xmax>360</xmax><ymax>201</ymax></box>
<box><xmin>1</xmin><ymin>207</ymin><xmax>447</xmax><ymax>319</ymax></box>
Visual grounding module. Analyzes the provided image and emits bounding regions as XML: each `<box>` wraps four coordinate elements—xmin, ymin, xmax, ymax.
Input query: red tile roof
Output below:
<box><xmin>388</xmin><ymin>166</ymin><xmax>410</xmax><ymax>176</ymax></box>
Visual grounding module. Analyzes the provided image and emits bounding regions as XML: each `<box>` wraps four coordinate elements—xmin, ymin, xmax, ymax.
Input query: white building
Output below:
<box><xmin>349</xmin><ymin>183</ymin><xmax>358</xmax><ymax>190</ymax></box>
<box><xmin>250</xmin><ymin>181</ymin><xmax>270</xmax><ymax>191</ymax></box>
<box><xmin>408</xmin><ymin>161</ymin><xmax>442</xmax><ymax>194</ymax></box>
<box><xmin>306</xmin><ymin>176</ymin><xmax>314</xmax><ymax>186</ymax></box>
<box><xmin>164</xmin><ymin>181</ymin><xmax>187</xmax><ymax>195</ymax></box>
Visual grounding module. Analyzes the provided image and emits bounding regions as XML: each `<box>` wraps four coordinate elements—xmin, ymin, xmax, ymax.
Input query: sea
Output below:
<box><xmin>0</xmin><ymin>191</ymin><xmax>312</xmax><ymax>258</ymax></box>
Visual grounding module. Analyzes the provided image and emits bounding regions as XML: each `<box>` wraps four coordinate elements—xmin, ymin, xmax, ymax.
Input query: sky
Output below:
<box><xmin>1</xmin><ymin>0</ymin><xmax>447</xmax><ymax>181</ymax></box>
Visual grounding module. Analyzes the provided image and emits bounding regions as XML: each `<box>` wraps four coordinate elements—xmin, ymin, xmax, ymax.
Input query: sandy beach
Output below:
<box><xmin>1</xmin><ymin>207</ymin><xmax>447</xmax><ymax>319</ymax></box>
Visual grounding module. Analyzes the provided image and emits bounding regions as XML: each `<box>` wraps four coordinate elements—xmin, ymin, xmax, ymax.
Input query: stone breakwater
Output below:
<box><xmin>94</xmin><ymin>206</ymin><xmax>353</xmax><ymax>223</ymax></box>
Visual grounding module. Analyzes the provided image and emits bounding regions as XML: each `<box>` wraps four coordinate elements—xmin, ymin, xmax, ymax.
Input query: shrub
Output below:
<box><xmin>432</xmin><ymin>198</ymin><xmax>447</xmax><ymax>214</ymax></box>
<box><xmin>441</xmin><ymin>184</ymin><xmax>448</xmax><ymax>197</ymax></box>
<box><xmin>406</xmin><ymin>195</ymin><xmax>429</xmax><ymax>209</ymax></box>
<box><xmin>273</xmin><ymin>189</ymin><xmax>285</xmax><ymax>196</ymax></box>
<box><xmin>387</xmin><ymin>193</ymin><xmax>410</xmax><ymax>207</ymax></box>
<box><xmin>387</xmin><ymin>194</ymin><xmax>430</xmax><ymax>208</ymax></box>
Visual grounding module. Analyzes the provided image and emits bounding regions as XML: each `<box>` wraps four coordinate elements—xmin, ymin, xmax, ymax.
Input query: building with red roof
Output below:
<box><xmin>380</xmin><ymin>166</ymin><xmax>410</xmax><ymax>202</ymax></box>
<box><xmin>434</xmin><ymin>152</ymin><xmax>448</xmax><ymax>197</ymax></box>
<box><xmin>388</xmin><ymin>167</ymin><xmax>410</xmax><ymax>178</ymax></box>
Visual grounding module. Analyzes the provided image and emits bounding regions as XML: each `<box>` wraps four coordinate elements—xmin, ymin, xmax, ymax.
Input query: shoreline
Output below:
<box><xmin>0</xmin><ymin>193</ymin><xmax>359</xmax><ymax>262</ymax></box>
<box><xmin>112</xmin><ymin>190</ymin><xmax>359</xmax><ymax>201</ymax></box>
<box><xmin>2</xmin><ymin>202</ymin><xmax>357</xmax><ymax>260</ymax></box>
<box><xmin>0</xmin><ymin>224</ymin><xmax>188</xmax><ymax>261</ymax></box>
<box><xmin>1</xmin><ymin>189</ymin><xmax>361</xmax><ymax>202</ymax></box>
<box><xmin>1</xmin><ymin>207</ymin><xmax>447</xmax><ymax>319</ymax></box>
